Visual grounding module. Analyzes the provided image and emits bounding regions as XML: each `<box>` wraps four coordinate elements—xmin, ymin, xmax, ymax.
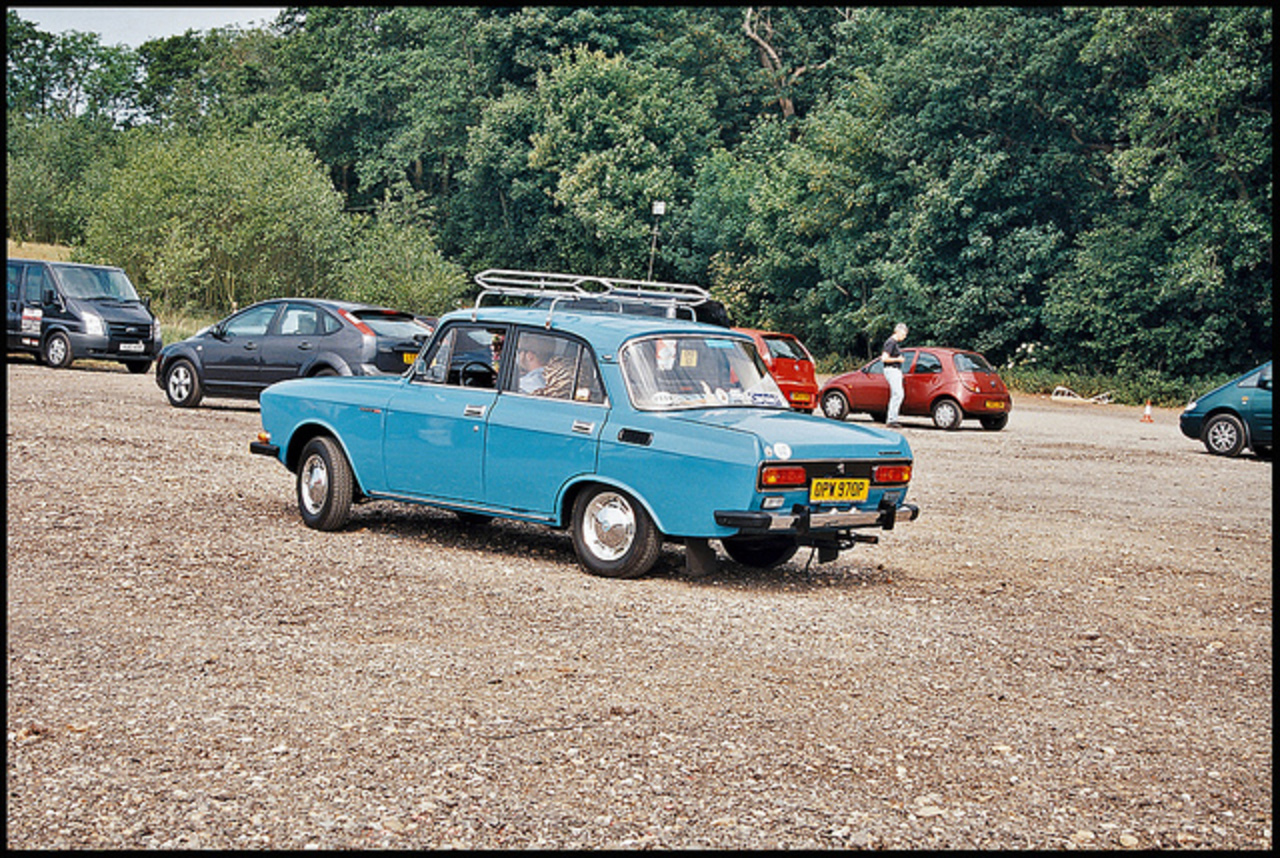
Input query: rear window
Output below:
<box><xmin>953</xmin><ymin>352</ymin><xmax>996</xmax><ymax>373</ymax></box>
<box><xmin>353</xmin><ymin>311</ymin><xmax>433</xmax><ymax>339</ymax></box>
<box><xmin>762</xmin><ymin>335</ymin><xmax>810</xmax><ymax>362</ymax></box>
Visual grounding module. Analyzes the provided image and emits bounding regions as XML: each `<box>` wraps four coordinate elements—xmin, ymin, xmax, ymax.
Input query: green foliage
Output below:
<box><xmin>340</xmin><ymin>183</ymin><xmax>470</xmax><ymax>316</ymax></box>
<box><xmin>79</xmin><ymin>129</ymin><xmax>351</xmax><ymax>313</ymax></box>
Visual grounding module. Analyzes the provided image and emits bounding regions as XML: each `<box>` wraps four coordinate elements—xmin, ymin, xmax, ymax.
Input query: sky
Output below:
<box><xmin>10</xmin><ymin>7</ymin><xmax>286</xmax><ymax>48</ymax></box>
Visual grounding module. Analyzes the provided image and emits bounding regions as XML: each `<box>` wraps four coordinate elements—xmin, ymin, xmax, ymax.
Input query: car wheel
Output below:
<box><xmin>1203</xmin><ymin>413</ymin><xmax>1246</xmax><ymax>457</ymax></box>
<box><xmin>571</xmin><ymin>486</ymin><xmax>661</xmax><ymax>579</ymax></box>
<box><xmin>980</xmin><ymin>413</ymin><xmax>1008</xmax><ymax>431</ymax></box>
<box><xmin>312</xmin><ymin>366</ymin><xmax>338</xmax><ymax>377</ymax></box>
<box><xmin>43</xmin><ymin>331</ymin><xmax>73</xmax><ymax>368</ymax></box>
<box><xmin>164</xmin><ymin>358</ymin><xmax>203</xmax><ymax>407</ymax></box>
<box><xmin>820</xmin><ymin>390</ymin><xmax>849</xmax><ymax>420</ymax></box>
<box><xmin>721</xmin><ymin>535</ymin><xmax>798</xmax><ymax>569</ymax></box>
<box><xmin>125</xmin><ymin>360</ymin><xmax>151</xmax><ymax>375</ymax></box>
<box><xmin>931</xmin><ymin>398</ymin><xmax>963</xmax><ymax>430</ymax></box>
<box><xmin>297</xmin><ymin>436</ymin><xmax>354</xmax><ymax>531</ymax></box>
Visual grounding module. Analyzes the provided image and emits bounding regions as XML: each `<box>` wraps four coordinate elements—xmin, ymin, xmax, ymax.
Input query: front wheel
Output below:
<box><xmin>820</xmin><ymin>390</ymin><xmax>850</xmax><ymax>421</ymax></box>
<box><xmin>931</xmin><ymin>398</ymin><xmax>963</xmax><ymax>430</ymax></box>
<box><xmin>164</xmin><ymin>358</ymin><xmax>203</xmax><ymax>407</ymax></box>
<box><xmin>43</xmin><ymin>331</ymin><xmax>73</xmax><ymax>368</ymax></box>
<box><xmin>297</xmin><ymin>436</ymin><xmax>355</xmax><ymax>530</ymax></box>
<box><xmin>721</xmin><ymin>535</ymin><xmax>798</xmax><ymax>569</ymax></box>
<box><xmin>980</xmin><ymin>413</ymin><xmax>1008</xmax><ymax>431</ymax></box>
<box><xmin>125</xmin><ymin>360</ymin><xmax>151</xmax><ymax>375</ymax></box>
<box><xmin>1203</xmin><ymin>413</ymin><xmax>1246</xmax><ymax>457</ymax></box>
<box><xmin>571</xmin><ymin>486</ymin><xmax>661</xmax><ymax>579</ymax></box>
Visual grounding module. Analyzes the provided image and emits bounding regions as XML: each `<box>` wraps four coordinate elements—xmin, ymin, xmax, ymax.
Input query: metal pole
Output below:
<box><xmin>647</xmin><ymin>201</ymin><xmax>666</xmax><ymax>281</ymax></box>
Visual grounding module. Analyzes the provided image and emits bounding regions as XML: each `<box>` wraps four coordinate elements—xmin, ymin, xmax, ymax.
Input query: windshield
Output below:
<box><xmin>52</xmin><ymin>264</ymin><xmax>141</xmax><ymax>301</ymax></box>
<box><xmin>620</xmin><ymin>335</ymin><xmax>788</xmax><ymax>411</ymax></box>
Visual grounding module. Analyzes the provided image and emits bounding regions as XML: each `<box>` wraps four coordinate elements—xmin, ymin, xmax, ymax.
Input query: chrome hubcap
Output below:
<box><xmin>301</xmin><ymin>455</ymin><xmax>329</xmax><ymax>514</ymax></box>
<box><xmin>47</xmin><ymin>338</ymin><xmax>66</xmax><ymax>364</ymax></box>
<box><xmin>582</xmin><ymin>492</ymin><xmax>636</xmax><ymax>561</ymax></box>
<box><xmin>168</xmin><ymin>367</ymin><xmax>191</xmax><ymax>401</ymax></box>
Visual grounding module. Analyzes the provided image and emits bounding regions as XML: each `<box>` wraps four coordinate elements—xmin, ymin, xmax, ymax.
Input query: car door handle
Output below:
<box><xmin>297</xmin><ymin>341</ymin><xmax>313</xmax><ymax>350</ymax></box>
<box><xmin>463</xmin><ymin>405</ymin><xmax>486</xmax><ymax>418</ymax></box>
<box><xmin>243</xmin><ymin>342</ymin><xmax>258</xmax><ymax>351</ymax></box>
<box><xmin>572</xmin><ymin>420</ymin><xmax>595</xmax><ymax>434</ymax></box>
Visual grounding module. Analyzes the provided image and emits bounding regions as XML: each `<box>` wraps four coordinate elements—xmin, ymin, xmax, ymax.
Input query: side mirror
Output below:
<box><xmin>1260</xmin><ymin>376</ymin><xmax>1271</xmax><ymax>391</ymax></box>
<box><xmin>210</xmin><ymin>323</ymin><xmax>228</xmax><ymax>340</ymax></box>
<box><xmin>42</xmin><ymin>288</ymin><xmax>59</xmax><ymax>306</ymax></box>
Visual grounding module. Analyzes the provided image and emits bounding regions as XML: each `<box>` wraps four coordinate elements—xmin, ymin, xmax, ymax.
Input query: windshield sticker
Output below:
<box><xmin>751</xmin><ymin>391</ymin><xmax>786</xmax><ymax>407</ymax></box>
<box><xmin>657</xmin><ymin>339</ymin><xmax>676</xmax><ymax>371</ymax></box>
<box><xmin>679</xmin><ymin>349</ymin><xmax>698</xmax><ymax>368</ymax></box>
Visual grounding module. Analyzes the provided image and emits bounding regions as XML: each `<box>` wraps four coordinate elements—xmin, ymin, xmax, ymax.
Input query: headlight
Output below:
<box><xmin>83</xmin><ymin>313</ymin><xmax>105</xmax><ymax>337</ymax></box>
<box><xmin>153</xmin><ymin>319</ymin><xmax>162</xmax><ymax>339</ymax></box>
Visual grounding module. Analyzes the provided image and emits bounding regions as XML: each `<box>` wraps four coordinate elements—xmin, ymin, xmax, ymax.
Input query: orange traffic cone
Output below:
<box><xmin>1140</xmin><ymin>400</ymin><xmax>1154</xmax><ymax>423</ymax></box>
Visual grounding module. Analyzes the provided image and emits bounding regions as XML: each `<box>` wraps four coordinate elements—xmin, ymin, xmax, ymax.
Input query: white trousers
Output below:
<box><xmin>885</xmin><ymin>366</ymin><xmax>904</xmax><ymax>422</ymax></box>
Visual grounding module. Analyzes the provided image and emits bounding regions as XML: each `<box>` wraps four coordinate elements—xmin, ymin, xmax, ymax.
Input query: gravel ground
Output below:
<box><xmin>6</xmin><ymin>358</ymin><xmax>1272</xmax><ymax>849</ymax></box>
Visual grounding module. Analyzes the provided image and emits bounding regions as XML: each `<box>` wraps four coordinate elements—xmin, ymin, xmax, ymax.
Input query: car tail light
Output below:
<box><xmin>337</xmin><ymin>309</ymin><xmax>376</xmax><ymax>336</ymax></box>
<box><xmin>872</xmin><ymin>464</ymin><xmax>911</xmax><ymax>484</ymax></box>
<box><xmin>760</xmin><ymin>464</ymin><xmax>808</xmax><ymax>488</ymax></box>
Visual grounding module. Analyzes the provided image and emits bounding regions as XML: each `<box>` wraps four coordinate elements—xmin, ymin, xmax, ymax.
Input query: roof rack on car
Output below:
<box><xmin>472</xmin><ymin>269</ymin><xmax>711</xmax><ymax>327</ymax></box>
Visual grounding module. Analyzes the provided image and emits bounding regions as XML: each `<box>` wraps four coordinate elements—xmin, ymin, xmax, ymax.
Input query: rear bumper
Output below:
<box><xmin>716</xmin><ymin>500</ymin><xmax>920</xmax><ymax>534</ymax></box>
<box><xmin>250</xmin><ymin>441</ymin><xmax>280</xmax><ymax>458</ymax></box>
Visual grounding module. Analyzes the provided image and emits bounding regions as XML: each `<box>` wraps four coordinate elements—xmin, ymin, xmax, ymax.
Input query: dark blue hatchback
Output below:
<box><xmin>1179</xmin><ymin>361</ymin><xmax>1272</xmax><ymax>457</ymax></box>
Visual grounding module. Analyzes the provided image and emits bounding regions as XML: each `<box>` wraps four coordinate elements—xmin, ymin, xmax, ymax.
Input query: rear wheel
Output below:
<box><xmin>571</xmin><ymin>486</ymin><xmax>661</xmax><ymax>579</ymax></box>
<box><xmin>980</xmin><ymin>413</ymin><xmax>1008</xmax><ymax>431</ymax></box>
<box><xmin>125</xmin><ymin>360</ymin><xmax>151</xmax><ymax>375</ymax></box>
<box><xmin>721</xmin><ymin>535</ymin><xmax>798</xmax><ymax>569</ymax></box>
<box><xmin>43</xmin><ymin>331</ymin><xmax>73</xmax><ymax>368</ymax></box>
<box><xmin>1203</xmin><ymin>413</ymin><xmax>1246</xmax><ymax>457</ymax></box>
<box><xmin>820</xmin><ymin>390</ymin><xmax>849</xmax><ymax>421</ymax></box>
<box><xmin>931</xmin><ymin>398</ymin><xmax>963</xmax><ymax>430</ymax></box>
<box><xmin>297</xmin><ymin>436</ymin><xmax>355</xmax><ymax>530</ymax></box>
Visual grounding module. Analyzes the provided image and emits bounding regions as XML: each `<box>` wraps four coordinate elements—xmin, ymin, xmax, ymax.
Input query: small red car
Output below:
<box><xmin>733</xmin><ymin>328</ymin><xmax>820</xmax><ymax>412</ymax></box>
<box><xmin>818</xmin><ymin>346</ymin><xmax>1012</xmax><ymax>430</ymax></box>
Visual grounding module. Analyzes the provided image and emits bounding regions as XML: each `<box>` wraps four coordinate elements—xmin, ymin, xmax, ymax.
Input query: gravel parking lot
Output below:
<box><xmin>6</xmin><ymin>358</ymin><xmax>1272</xmax><ymax>849</ymax></box>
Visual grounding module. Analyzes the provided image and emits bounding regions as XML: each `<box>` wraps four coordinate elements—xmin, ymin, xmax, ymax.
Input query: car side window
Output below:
<box><xmin>24</xmin><ymin>265</ymin><xmax>46</xmax><ymax>304</ymax></box>
<box><xmin>224</xmin><ymin>304</ymin><xmax>278</xmax><ymax>337</ymax></box>
<box><xmin>318</xmin><ymin>310</ymin><xmax>342</xmax><ymax>334</ymax></box>
<box><xmin>279</xmin><ymin>303</ymin><xmax>322</xmax><ymax>336</ymax></box>
<box><xmin>417</xmin><ymin>324</ymin><xmax>504</xmax><ymax>388</ymax></box>
<box><xmin>7</xmin><ymin>262</ymin><xmax>24</xmax><ymax>301</ymax></box>
<box><xmin>504</xmin><ymin>330</ymin><xmax>605</xmax><ymax>403</ymax></box>
<box><xmin>914</xmin><ymin>352</ymin><xmax>942</xmax><ymax>374</ymax></box>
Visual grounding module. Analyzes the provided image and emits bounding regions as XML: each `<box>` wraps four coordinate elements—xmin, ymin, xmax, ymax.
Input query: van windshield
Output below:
<box><xmin>53</xmin><ymin>265</ymin><xmax>141</xmax><ymax>302</ymax></box>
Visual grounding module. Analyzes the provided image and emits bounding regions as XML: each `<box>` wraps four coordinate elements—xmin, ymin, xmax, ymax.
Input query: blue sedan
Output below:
<box><xmin>1179</xmin><ymin>361</ymin><xmax>1272</xmax><ymax>457</ymax></box>
<box><xmin>251</xmin><ymin>271</ymin><xmax>919</xmax><ymax>578</ymax></box>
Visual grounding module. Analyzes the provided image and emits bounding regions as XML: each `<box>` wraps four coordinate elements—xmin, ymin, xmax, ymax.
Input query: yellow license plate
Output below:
<box><xmin>403</xmin><ymin>352</ymin><xmax>416</xmax><ymax>365</ymax></box>
<box><xmin>985</xmin><ymin>400</ymin><xmax>1006</xmax><ymax>410</ymax></box>
<box><xmin>809</xmin><ymin>478</ymin><xmax>869</xmax><ymax>503</ymax></box>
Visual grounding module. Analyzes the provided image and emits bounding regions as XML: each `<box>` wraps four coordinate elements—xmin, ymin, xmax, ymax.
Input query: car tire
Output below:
<box><xmin>721</xmin><ymin>535</ymin><xmax>799</xmax><ymax>569</ymax></box>
<box><xmin>931</xmin><ymin>397</ymin><xmax>963</xmax><ymax>430</ymax></box>
<box><xmin>820</xmin><ymin>390</ymin><xmax>850</xmax><ymax>421</ymax></box>
<box><xmin>164</xmin><ymin>358</ymin><xmax>203</xmax><ymax>408</ymax></box>
<box><xmin>43</xmin><ymin>331</ymin><xmax>73</xmax><ymax>368</ymax></box>
<box><xmin>125</xmin><ymin>360</ymin><xmax>151</xmax><ymax>375</ymax></box>
<box><xmin>571</xmin><ymin>486</ymin><xmax>661</xmax><ymax>579</ymax></box>
<box><xmin>980</xmin><ymin>413</ymin><xmax>1008</xmax><ymax>431</ymax></box>
<box><xmin>1202</xmin><ymin>413</ymin><xmax>1246</xmax><ymax>457</ymax></box>
<box><xmin>297</xmin><ymin>436</ymin><xmax>354</xmax><ymax>531</ymax></box>
<box><xmin>311</xmin><ymin>366</ymin><xmax>338</xmax><ymax>377</ymax></box>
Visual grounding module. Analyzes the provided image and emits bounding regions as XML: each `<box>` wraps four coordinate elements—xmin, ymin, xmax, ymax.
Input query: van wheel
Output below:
<box><xmin>297</xmin><ymin>436</ymin><xmax>354</xmax><ymax>531</ymax></box>
<box><xmin>43</xmin><ymin>332</ymin><xmax>73</xmax><ymax>368</ymax></box>
<box><xmin>1203</xmin><ymin>413</ymin><xmax>1246</xmax><ymax>457</ymax></box>
<box><xmin>571</xmin><ymin>486</ymin><xmax>661</xmax><ymax>578</ymax></box>
<box><xmin>125</xmin><ymin>360</ymin><xmax>151</xmax><ymax>375</ymax></box>
<box><xmin>164</xmin><ymin>358</ymin><xmax>203</xmax><ymax>407</ymax></box>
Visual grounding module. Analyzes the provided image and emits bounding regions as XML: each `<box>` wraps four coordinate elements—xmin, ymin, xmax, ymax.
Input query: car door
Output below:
<box><xmin>848</xmin><ymin>351</ymin><xmax>915</xmax><ymax>412</ymax></box>
<box><xmin>259</xmin><ymin>302</ymin><xmax>329</xmax><ymax>384</ymax></box>
<box><xmin>7</xmin><ymin>261</ymin><xmax>29</xmax><ymax>351</ymax></box>
<box><xmin>1243</xmin><ymin>362</ymin><xmax>1272</xmax><ymax>446</ymax></box>
<box><xmin>484</xmin><ymin>330</ymin><xmax>607</xmax><ymax>516</ymax></box>
<box><xmin>199</xmin><ymin>302</ymin><xmax>280</xmax><ymax>393</ymax></box>
<box><xmin>904</xmin><ymin>350</ymin><xmax>942</xmax><ymax>413</ymax></box>
<box><xmin>382</xmin><ymin>322</ymin><xmax>506</xmax><ymax>504</ymax></box>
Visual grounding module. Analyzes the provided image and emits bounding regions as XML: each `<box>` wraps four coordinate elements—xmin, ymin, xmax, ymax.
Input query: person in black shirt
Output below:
<box><xmin>882</xmin><ymin>323</ymin><xmax>909</xmax><ymax>428</ymax></box>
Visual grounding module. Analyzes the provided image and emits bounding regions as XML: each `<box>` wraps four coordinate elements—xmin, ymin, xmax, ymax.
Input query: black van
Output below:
<box><xmin>7</xmin><ymin>258</ymin><xmax>162</xmax><ymax>373</ymax></box>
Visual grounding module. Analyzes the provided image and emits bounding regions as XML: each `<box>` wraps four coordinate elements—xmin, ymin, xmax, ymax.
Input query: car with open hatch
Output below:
<box><xmin>250</xmin><ymin>270</ymin><xmax>920</xmax><ymax>579</ymax></box>
<box><xmin>7</xmin><ymin>257</ymin><xmax>161</xmax><ymax>373</ymax></box>
<box><xmin>156</xmin><ymin>297</ymin><xmax>434</xmax><ymax>407</ymax></box>
<box><xmin>733</xmin><ymin>327</ymin><xmax>820</xmax><ymax>413</ymax></box>
<box><xmin>1179</xmin><ymin>361</ymin><xmax>1271</xmax><ymax>457</ymax></box>
<box><xmin>818</xmin><ymin>345</ymin><xmax>1012</xmax><ymax>430</ymax></box>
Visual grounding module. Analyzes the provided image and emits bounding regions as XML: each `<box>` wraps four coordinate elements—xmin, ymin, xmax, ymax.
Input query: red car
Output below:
<box><xmin>818</xmin><ymin>346</ymin><xmax>1012</xmax><ymax>430</ymax></box>
<box><xmin>733</xmin><ymin>327</ymin><xmax>820</xmax><ymax>412</ymax></box>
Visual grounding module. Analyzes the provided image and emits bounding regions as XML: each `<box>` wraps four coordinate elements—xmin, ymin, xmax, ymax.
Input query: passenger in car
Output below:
<box><xmin>518</xmin><ymin>340</ymin><xmax>553</xmax><ymax>393</ymax></box>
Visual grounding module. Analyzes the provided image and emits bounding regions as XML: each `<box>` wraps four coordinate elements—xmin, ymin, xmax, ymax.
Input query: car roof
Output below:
<box><xmin>438</xmin><ymin>305</ymin><xmax>750</xmax><ymax>356</ymax></box>
<box><xmin>734</xmin><ymin>327</ymin><xmax>802</xmax><ymax>340</ymax></box>
<box><xmin>242</xmin><ymin>297</ymin><xmax>411</xmax><ymax>314</ymax></box>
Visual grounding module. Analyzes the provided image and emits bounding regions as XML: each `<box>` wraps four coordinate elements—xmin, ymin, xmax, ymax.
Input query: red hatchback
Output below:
<box><xmin>734</xmin><ymin>328</ymin><xmax>820</xmax><ymax>413</ymax></box>
<box><xmin>818</xmin><ymin>346</ymin><xmax>1012</xmax><ymax>430</ymax></box>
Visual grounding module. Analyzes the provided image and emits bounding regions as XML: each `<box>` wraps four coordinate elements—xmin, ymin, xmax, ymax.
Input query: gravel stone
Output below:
<box><xmin>6</xmin><ymin>359</ymin><xmax>1273</xmax><ymax>849</ymax></box>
